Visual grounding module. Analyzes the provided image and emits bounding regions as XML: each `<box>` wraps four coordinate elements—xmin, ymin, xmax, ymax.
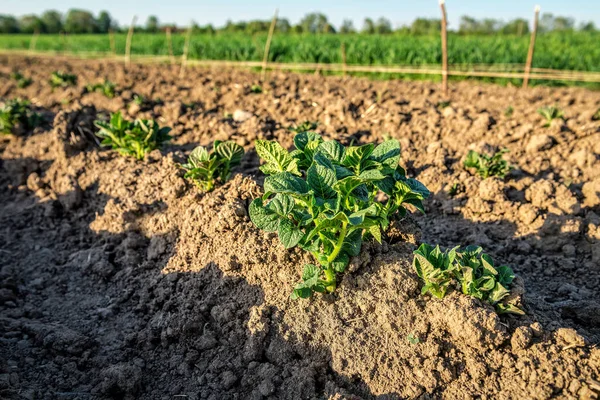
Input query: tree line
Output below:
<box><xmin>0</xmin><ymin>9</ymin><xmax>596</xmax><ymax>35</ymax></box>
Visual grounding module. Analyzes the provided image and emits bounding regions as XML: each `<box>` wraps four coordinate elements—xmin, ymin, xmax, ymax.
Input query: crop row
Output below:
<box><xmin>1</xmin><ymin>31</ymin><xmax>600</xmax><ymax>72</ymax></box>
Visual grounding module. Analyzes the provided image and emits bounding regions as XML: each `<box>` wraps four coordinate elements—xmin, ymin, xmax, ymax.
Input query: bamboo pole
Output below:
<box><xmin>439</xmin><ymin>0</ymin><xmax>448</xmax><ymax>97</ymax></box>
<box><xmin>166</xmin><ymin>27</ymin><xmax>175</xmax><ymax>64</ymax></box>
<box><xmin>109</xmin><ymin>29</ymin><xmax>116</xmax><ymax>56</ymax></box>
<box><xmin>523</xmin><ymin>5</ymin><xmax>540</xmax><ymax>88</ymax></box>
<box><xmin>261</xmin><ymin>8</ymin><xmax>278</xmax><ymax>82</ymax></box>
<box><xmin>125</xmin><ymin>16</ymin><xmax>137</xmax><ymax>66</ymax></box>
<box><xmin>29</xmin><ymin>30</ymin><xmax>39</xmax><ymax>54</ymax></box>
<box><xmin>341</xmin><ymin>42</ymin><xmax>347</xmax><ymax>77</ymax></box>
<box><xmin>179</xmin><ymin>26</ymin><xmax>192</xmax><ymax>78</ymax></box>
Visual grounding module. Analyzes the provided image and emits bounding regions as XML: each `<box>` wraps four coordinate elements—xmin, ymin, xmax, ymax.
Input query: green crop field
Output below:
<box><xmin>2</xmin><ymin>32</ymin><xmax>600</xmax><ymax>86</ymax></box>
<box><xmin>1</xmin><ymin>32</ymin><xmax>599</xmax><ymax>70</ymax></box>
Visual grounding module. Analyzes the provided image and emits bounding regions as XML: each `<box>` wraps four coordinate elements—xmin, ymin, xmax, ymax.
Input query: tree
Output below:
<box><xmin>41</xmin><ymin>10</ymin><xmax>63</xmax><ymax>33</ymax></box>
<box><xmin>146</xmin><ymin>15</ymin><xmax>159</xmax><ymax>33</ymax></box>
<box><xmin>64</xmin><ymin>9</ymin><xmax>97</xmax><ymax>33</ymax></box>
<box><xmin>579</xmin><ymin>21</ymin><xmax>596</xmax><ymax>32</ymax></box>
<box><xmin>340</xmin><ymin>19</ymin><xmax>355</xmax><ymax>34</ymax></box>
<box><xmin>0</xmin><ymin>15</ymin><xmax>20</xmax><ymax>33</ymax></box>
<box><xmin>410</xmin><ymin>18</ymin><xmax>440</xmax><ymax>35</ymax></box>
<box><xmin>375</xmin><ymin>17</ymin><xmax>392</xmax><ymax>34</ymax></box>
<box><xmin>501</xmin><ymin>18</ymin><xmax>529</xmax><ymax>35</ymax></box>
<box><xmin>19</xmin><ymin>15</ymin><xmax>46</xmax><ymax>33</ymax></box>
<box><xmin>97</xmin><ymin>11</ymin><xmax>112</xmax><ymax>33</ymax></box>
<box><xmin>362</xmin><ymin>18</ymin><xmax>375</xmax><ymax>34</ymax></box>
<box><xmin>276</xmin><ymin>18</ymin><xmax>291</xmax><ymax>34</ymax></box>
<box><xmin>299</xmin><ymin>12</ymin><xmax>330</xmax><ymax>34</ymax></box>
<box><xmin>553</xmin><ymin>16</ymin><xmax>574</xmax><ymax>31</ymax></box>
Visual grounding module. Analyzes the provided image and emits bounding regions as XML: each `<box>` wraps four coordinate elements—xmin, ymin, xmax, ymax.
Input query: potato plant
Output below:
<box><xmin>10</xmin><ymin>72</ymin><xmax>32</xmax><ymax>88</ymax></box>
<box><xmin>0</xmin><ymin>98</ymin><xmax>41</xmax><ymax>135</ymax></box>
<box><xmin>464</xmin><ymin>149</ymin><xmax>511</xmax><ymax>179</ymax></box>
<box><xmin>94</xmin><ymin>112</ymin><xmax>171</xmax><ymax>160</ymax></box>
<box><xmin>250</xmin><ymin>84</ymin><xmax>263</xmax><ymax>94</ymax></box>
<box><xmin>289</xmin><ymin>121</ymin><xmax>318</xmax><ymax>133</ymax></box>
<box><xmin>537</xmin><ymin>106</ymin><xmax>564</xmax><ymax>127</ymax></box>
<box><xmin>413</xmin><ymin>243</ymin><xmax>523</xmax><ymax>315</ymax></box>
<box><xmin>50</xmin><ymin>71</ymin><xmax>77</xmax><ymax>88</ymax></box>
<box><xmin>86</xmin><ymin>80</ymin><xmax>116</xmax><ymax>98</ymax></box>
<box><xmin>249</xmin><ymin>132</ymin><xmax>430</xmax><ymax>299</ymax></box>
<box><xmin>180</xmin><ymin>141</ymin><xmax>244</xmax><ymax>192</ymax></box>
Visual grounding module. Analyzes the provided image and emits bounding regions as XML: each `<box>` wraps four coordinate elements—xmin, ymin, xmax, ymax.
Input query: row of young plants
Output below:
<box><xmin>1</xmin><ymin>88</ymin><xmax>530</xmax><ymax>313</ymax></box>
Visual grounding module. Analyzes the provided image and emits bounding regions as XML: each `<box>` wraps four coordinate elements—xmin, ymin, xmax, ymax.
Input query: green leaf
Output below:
<box><xmin>316</xmin><ymin>140</ymin><xmax>346</xmax><ymax>164</ymax></box>
<box><xmin>342</xmin><ymin>229</ymin><xmax>362</xmax><ymax>257</ymax></box>
<box><xmin>215</xmin><ymin>141</ymin><xmax>244</xmax><ymax>164</ymax></box>
<box><xmin>371</xmin><ymin>139</ymin><xmax>401</xmax><ymax>168</ymax></box>
<box><xmin>358</xmin><ymin>169</ymin><xmax>386</xmax><ymax>181</ymax></box>
<box><xmin>248</xmin><ymin>198</ymin><xmax>280</xmax><ymax>232</ymax></box>
<box><xmin>342</xmin><ymin>144</ymin><xmax>374</xmax><ymax>170</ymax></box>
<box><xmin>307</xmin><ymin>163</ymin><xmax>337</xmax><ymax>199</ymax></box>
<box><xmin>255</xmin><ymin>140</ymin><xmax>300</xmax><ymax>176</ymax></box>
<box><xmin>497</xmin><ymin>265</ymin><xmax>515</xmax><ymax>286</ymax></box>
<box><xmin>277</xmin><ymin>218</ymin><xmax>304</xmax><ymax>248</ymax></box>
<box><xmin>294</xmin><ymin>131</ymin><xmax>322</xmax><ymax>152</ymax></box>
<box><xmin>331</xmin><ymin>253</ymin><xmax>350</xmax><ymax>273</ymax></box>
<box><xmin>264</xmin><ymin>172</ymin><xmax>309</xmax><ymax>195</ymax></box>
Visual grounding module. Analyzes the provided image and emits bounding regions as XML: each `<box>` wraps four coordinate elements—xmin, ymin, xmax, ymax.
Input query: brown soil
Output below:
<box><xmin>1</xmin><ymin>55</ymin><xmax>600</xmax><ymax>399</ymax></box>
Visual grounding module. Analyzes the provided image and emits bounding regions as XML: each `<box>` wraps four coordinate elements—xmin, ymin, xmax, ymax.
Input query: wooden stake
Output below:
<box><xmin>523</xmin><ymin>5</ymin><xmax>540</xmax><ymax>88</ymax></box>
<box><xmin>109</xmin><ymin>29</ymin><xmax>116</xmax><ymax>56</ymax></box>
<box><xmin>166</xmin><ymin>27</ymin><xmax>175</xmax><ymax>64</ymax></box>
<box><xmin>179</xmin><ymin>26</ymin><xmax>192</xmax><ymax>78</ymax></box>
<box><xmin>29</xmin><ymin>29</ymin><xmax>39</xmax><ymax>54</ymax></box>
<box><xmin>439</xmin><ymin>0</ymin><xmax>448</xmax><ymax>97</ymax></box>
<box><xmin>261</xmin><ymin>9</ymin><xmax>278</xmax><ymax>82</ymax></box>
<box><xmin>341</xmin><ymin>42</ymin><xmax>347</xmax><ymax>77</ymax></box>
<box><xmin>125</xmin><ymin>16</ymin><xmax>138</xmax><ymax>66</ymax></box>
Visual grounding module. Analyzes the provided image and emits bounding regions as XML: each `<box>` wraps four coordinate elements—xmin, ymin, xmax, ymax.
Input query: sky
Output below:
<box><xmin>3</xmin><ymin>0</ymin><xmax>600</xmax><ymax>30</ymax></box>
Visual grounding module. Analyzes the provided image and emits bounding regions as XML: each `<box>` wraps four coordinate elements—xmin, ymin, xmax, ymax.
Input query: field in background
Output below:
<box><xmin>1</xmin><ymin>32</ymin><xmax>600</xmax><ymax>71</ymax></box>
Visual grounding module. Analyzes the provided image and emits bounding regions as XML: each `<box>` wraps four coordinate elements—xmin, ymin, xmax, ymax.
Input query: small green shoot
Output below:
<box><xmin>250</xmin><ymin>84</ymin><xmax>263</xmax><ymax>94</ymax></box>
<box><xmin>464</xmin><ymin>149</ymin><xmax>511</xmax><ymax>179</ymax></box>
<box><xmin>413</xmin><ymin>243</ymin><xmax>524</xmax><ymax>315</ymax></box>
<box><xmin>180</xmin><ymin>141</ymin><xmax>244</xmax><ymax>192</ymax></box>
<box><xmin>448</xmin><ymin>182</ymin><xmax>463</xmax><ymax>197</ymax></box>
<box><xmin>94</xmin><ymin>112</ymin><xmax>171</xmax><ymax>160</ymax></box>
<box><xmin>407</xmin><ymin>334</ymin><xmax>420</xmax><ymax>345</ymax></box>
<box><xmin>537</xmin><ymin>106</ymin><xmax>564</xmax><ymax>127</ymax></box>
<box><xmin>437</xmin><ymin>101</ymin><xmax>451</xmax><ymax>109</ymax></box>
<box><xmin>504</xmin><ymin>106</ymin><xmax>514</xmax><ymax>118</ymax></box>
<box><xmin>592</xmin><ymin>108</ymin><xmax>600</xmax><ymax>121</ymax></box>
<box><xmin>10</xmin><ymin>72</ymin><xmax>32</xmax><ymax>88</ymax></box>
<box><xmin>0</xmin><ymin>99</ymin><xmax>42</xmax><ymax>135</ymax></box>
<box><xmin>86</xmin><ymin>79</ymin><xmax>117</xmax><ymax>98</ymax></box>
<box><xmin>249</xmin><ymin>133</ymin><xmax>430</xmax><ymax>299</ymax></box>
<box><xmin>289</xmin><ymin>121</ymin><xmax>318</xmax><ymax>133</ymax></box>
<box><xmin>133</xmin><ymin>94</ymin><xmax>145</xmax><ymax>106</ymax></box>
<box><xmin>50</xmin><ymin>71</ymin><xmax>77</xmax><ymax>88</ymax></box>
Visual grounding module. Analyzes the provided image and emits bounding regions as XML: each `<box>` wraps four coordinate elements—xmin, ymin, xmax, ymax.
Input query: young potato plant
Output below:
<box><xmin>289</xmin><ymin>121</ymin><xmax>318</xmax><ymax>133</ymax></box>
<box><xmin>180</xmin><ymin>141</ymin><xmax>244</xmax><ymax>192</ymax></box>
<box><xmin>50</xmin><ymin>71</ymin><xmax>77</xmax><ymax>88</ymax></box>
<box><xmin>250</xmin><ymin>84</ymin><xmax>263</xmax><ymax>94</ymax></box>
<box><xmin>86</xmin><ymin>80</ymin><xmax>116</xmax><ymax>98</ymax></box>
<box><xmin>464</xmin><ymin>149</ymin><xmax>511</xmax><ymax>179</ymax></box>
<box><xmin>413</xmin><ymin>243</ymin><xmax>523</xmax><ymax>315</ymax></box>
<box><xmin>249</xmin><ymin>132</ymin><xmax>430</xmax><ymax>299</ymax></box>
<box><xmin>537</xmin><ymin>106</ymin><xmax>564</xmax><ymax>127</ymax></box>
<box><xmin>10</xmin><ymin>72</ymin><xmax>32</xmax><ymax>88</ymax></box>
<box><xmin>94</xmin><ymin>112</ymin><xmax>171</xmax><ymax>160</ymax></box>
<box><xmin>0</xmin><ymin>99</ymin><xmax>42</xmax><ymax>135</ymax></box>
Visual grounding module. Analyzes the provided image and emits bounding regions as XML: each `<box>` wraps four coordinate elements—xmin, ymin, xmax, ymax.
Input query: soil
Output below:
<box><xmin>1</xmin><ymin>55</ymin><xmax>600</xmax><ymax>400</ymax></box>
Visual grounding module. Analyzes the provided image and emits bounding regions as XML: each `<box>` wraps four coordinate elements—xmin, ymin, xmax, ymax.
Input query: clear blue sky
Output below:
<box><xmin>3</xmin><ymin>0</ymin><xmax>600</xmax><ymax>29</ymax></box>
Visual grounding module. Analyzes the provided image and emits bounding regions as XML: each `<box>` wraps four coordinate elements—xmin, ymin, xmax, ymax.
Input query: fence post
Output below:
<box><xmin>109</xmin><ymin>29</ymin><xmax>116</xmax><ymax>56</ymax></box>
<box><xmin>523</xmin><ymin>5</ymin><xmax>540</xmax><ymax>88</ymax></box>
<box><xmin>29</xmin><ymin>29</ymin><xmax>39</xmax><ymax>54</ymax></box>
<box><xmin>179</xmin><ymin>26</ymin><xmax>192</xmax><ymax>78</ymax></box>
<box><xmin>341</xmin><ymin>42</ymin><xmax>347</xmax><ymax>77</ymax></box>
<box><xmin>439</xmin><ymin>0</ymin><xmax>448</xmax><ymax>97</ymax></box>
<box><xmin>166</xmin><ymin>27</ymin><xmax>175</xmax><ymax>64</ymax></box>
<box><xmin>125</xmin><ymin>16</ymin><xmax>137</xmax><ymax>66</ymax></box>
<box><xmin>261</xmin><ymin>8</ymin><xmax>278</xmax><ymax>82</ymax></box>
